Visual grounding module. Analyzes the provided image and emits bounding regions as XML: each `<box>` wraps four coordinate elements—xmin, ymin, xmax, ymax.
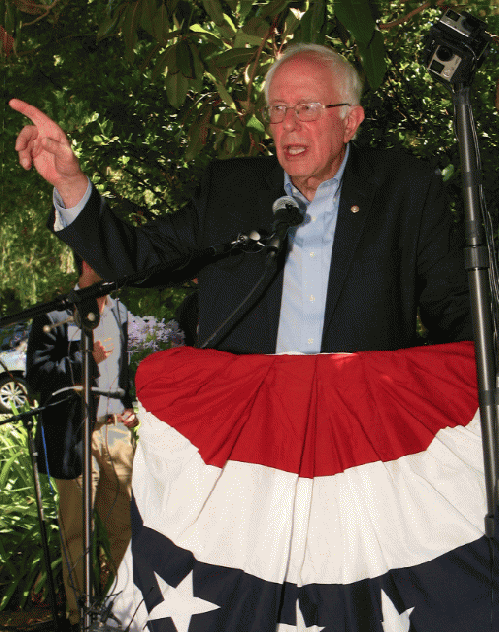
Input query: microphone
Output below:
<box><xmin>91</xmin><ymin>387</ymin><xmax>126</xmax><ymax>399</ymax></box>
<box><xmin>266</xmin><ymin>196</ymin><xmax>303</xmax><ymax>258</ymax></box>
<box><xmin>42</xmin><ymin>314</ymin><xmax>74</xmax><ymax>333</ymax></box>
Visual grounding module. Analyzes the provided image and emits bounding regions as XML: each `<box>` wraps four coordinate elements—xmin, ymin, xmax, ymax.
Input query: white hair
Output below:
<box><xmin>264</xmin><ymin>43</ymin><xmax>364</xmax><ymax>109</ymax></box>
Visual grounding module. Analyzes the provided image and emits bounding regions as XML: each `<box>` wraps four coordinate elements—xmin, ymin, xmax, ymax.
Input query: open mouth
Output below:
<box><xmin>284</xmin><ymin>144</ymin><xmax>307</xmax><ymax>157</ymax></box>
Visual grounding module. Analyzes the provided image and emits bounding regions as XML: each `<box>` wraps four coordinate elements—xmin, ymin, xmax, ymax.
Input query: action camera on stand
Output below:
<box><xmin>422</xmin><ymin>8</ymin><xmax>491</xmax><ymax>87</ymax></box>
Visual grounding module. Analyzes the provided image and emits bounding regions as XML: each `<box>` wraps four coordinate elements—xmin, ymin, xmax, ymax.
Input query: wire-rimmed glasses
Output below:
<box><xmin>261</xmin><ymin>102</ymin><xmax>351</xmax><ymax>124</ymax></box>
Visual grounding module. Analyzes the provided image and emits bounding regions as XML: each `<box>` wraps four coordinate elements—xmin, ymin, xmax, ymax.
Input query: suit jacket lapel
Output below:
<box><xmin>253</xmin><ymin>151</ymin><xmax>381</xmax><ymax>352</ymax></box>
<box><xmin>322</xmin><ymin>146</ymin><xmax>380</xmax><ymax>345</ymax></box>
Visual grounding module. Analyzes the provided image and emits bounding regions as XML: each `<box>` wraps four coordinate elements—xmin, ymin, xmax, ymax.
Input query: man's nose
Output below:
<box><xmin>281</xmin><ymin>107</ymin><xmax>301</xmax><ymax>131</ymax></box>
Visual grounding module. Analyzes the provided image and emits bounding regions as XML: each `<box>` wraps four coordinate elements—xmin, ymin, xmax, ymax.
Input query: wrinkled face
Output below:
<box><xmin>267</xmin><ymin>54</ymin><xmax>364</xmax><ymax>191</ymax></box>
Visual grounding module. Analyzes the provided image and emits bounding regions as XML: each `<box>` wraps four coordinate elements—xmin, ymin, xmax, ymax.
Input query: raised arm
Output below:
<box><xmin>10</xmin><ymin>99</ymin><xmax>88</xmax><ymax>208</ymax></box>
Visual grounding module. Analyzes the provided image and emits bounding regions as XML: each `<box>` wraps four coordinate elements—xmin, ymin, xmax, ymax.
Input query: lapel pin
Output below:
<box><xmin>350</xmin><ymin>205</ymin><xmax>360</xmax><ymax>213</ymax></box>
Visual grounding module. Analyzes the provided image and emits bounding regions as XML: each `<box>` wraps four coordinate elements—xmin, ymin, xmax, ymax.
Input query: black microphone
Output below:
<box><xmin>266</xmin><ymin>196</ymin><xmax>303</xmax><ymax>258</ymax></box>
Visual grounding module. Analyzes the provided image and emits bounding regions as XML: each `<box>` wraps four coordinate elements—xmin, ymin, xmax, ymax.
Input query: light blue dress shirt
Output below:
<box><xmin>54</xmin><ymin>145</ymin><xmax>350</xmax><ymax>354</ymax></box>
<box><xmin>66</xmin><ymin>287</ymin><xmax>127</xmax><ymax>417</ymax></box>
<box><xmin>275</xmin><ymin>145</ymin><xmax>350</xmax><ymax>354</ymax></box>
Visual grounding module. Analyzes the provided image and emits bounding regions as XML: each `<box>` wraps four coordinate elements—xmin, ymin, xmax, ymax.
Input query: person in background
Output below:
<box><xmin>26</xmin><ymin>253</ymin><xmax>137</xmax><ymax>631</ymax></box>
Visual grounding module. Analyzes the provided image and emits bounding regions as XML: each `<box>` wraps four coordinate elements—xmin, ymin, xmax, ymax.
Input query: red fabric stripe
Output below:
<box><xmin>135</xmin><ymin>342</ymin><xmax>478</xmax><ymax>477</ymax></box>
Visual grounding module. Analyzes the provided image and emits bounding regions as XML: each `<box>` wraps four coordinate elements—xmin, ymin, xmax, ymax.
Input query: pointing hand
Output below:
<box><xmin>10</xmin><ymin>99</ymin><xmax>88</xmax><ymax>207</ymax></box>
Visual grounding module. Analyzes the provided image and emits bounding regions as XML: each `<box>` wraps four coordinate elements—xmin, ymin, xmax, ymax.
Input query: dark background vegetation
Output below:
<box><xmin>0</xmin><ymin>0</ymin><xmax>498</xmax><ymax>622</ymax></box>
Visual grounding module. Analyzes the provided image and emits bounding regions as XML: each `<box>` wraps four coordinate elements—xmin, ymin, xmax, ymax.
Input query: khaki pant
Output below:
<box><xmin>54</xmin><ymin>417</ymin><xmax>134</xmax><ymax>625</ymax></box>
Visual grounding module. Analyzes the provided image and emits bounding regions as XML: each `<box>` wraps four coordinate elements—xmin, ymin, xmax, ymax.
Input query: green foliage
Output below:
<box><xmin>0</xmin><ymin>406</ymin><xmax>124</xmax><ymax>612</ymax></box>
<box><xmin>358</xmin><ymin>4</ymin><xmax>499</xmax><ymax>222</ymax></box>
<box><xmin>0</xmin><ymin>0</ymin><xmax>498</xmax><ymax>317</ymax></box>
<box><xmin>0</xmin><ymin>4</ymin><xmax>494</xmax><ymax>330</ymax></box>
<box><xmin>0</xmin><ymin>416</ymin><xmax>61</xmax><ymax>611</ymax></box>
<box><xmin>0</xmin><ymin>0</ymin><xmax>498</xmax><ymax>615</ymax></box>
<box><xmin>1</xmin><ymin>1</ymin><xmax>496</xmax><ymax>309</ymax></box>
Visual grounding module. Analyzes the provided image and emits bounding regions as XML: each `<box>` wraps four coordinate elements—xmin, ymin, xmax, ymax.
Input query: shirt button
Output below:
<box><xmin>308</xmin><ymin>338</ymin><xmax>314</xmax><ymax>345</ymax></box>
<box><xmin>310</xmin><ymin>295</ymin><xmax>315</xmax><ymax>302</ymax></box>
<box><xmin>310</xmin><ymin>252</ymin><xmax>315</xmax><ymax>257</ymax></box>
<box><xmin>311</xmin><ymin>216</ymin><xmax>317</xmax><ymax>222</ymax></box>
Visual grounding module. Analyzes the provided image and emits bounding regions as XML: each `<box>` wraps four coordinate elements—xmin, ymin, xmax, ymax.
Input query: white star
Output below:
<box><xmin>276</xmin><ymin>600</ymin><xmax>325</xmax><ymax>631</ymax></box>
<box><xmin>147</xmin><ymin>570</ymin><xmax>220</xmax><ymax>632</ymax></box>
<box><xmin>381</xmin><ymin>589</ymin><xmax>414</xmax><ymax>632</ymax></box>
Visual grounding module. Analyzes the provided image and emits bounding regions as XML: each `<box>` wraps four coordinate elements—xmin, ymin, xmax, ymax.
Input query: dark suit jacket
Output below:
<box><xmin>26</xmin><ymin>302</ymin><xmax>133</xmax><ymax>479</ymax></box>
<box><xmin>48</xmin><ymin>145</ymin><xmax>472</xmax><ymax>354</ymax></box>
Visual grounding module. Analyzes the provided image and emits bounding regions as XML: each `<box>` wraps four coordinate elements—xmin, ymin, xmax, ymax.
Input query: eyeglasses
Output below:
<box><xmin>262</xmin><ymin>102</ymin><xmax>351</xmax><ymax>124</ymax></box>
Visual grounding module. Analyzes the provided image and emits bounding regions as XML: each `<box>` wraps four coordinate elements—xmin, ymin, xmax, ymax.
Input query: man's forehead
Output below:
<box><xmin>268</xmin><ymin>56</ymin><xmax>336</xmax><ymax>100</ymax></box>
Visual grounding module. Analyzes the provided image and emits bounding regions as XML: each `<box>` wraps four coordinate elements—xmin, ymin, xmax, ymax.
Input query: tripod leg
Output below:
<box><xmin>27</xmin><ymin>418</ymin><xmax>65</xmax><ymax>632</ymax></box>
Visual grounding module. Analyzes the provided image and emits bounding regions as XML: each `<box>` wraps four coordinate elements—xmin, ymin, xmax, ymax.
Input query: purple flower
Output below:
<box><xmin>128</xmin><ymin>315</ymin><xmax>185</xmax><ymax>356</ymax></box>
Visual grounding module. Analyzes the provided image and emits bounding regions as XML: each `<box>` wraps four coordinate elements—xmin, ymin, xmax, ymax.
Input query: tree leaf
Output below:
<box><xmin>206</xmin><ymin>71</ymin><xmax>235</xmax><ymax>108</ymax></box>
<box><xmin>97</xmin><ymin>13</ymin><xmax>122</xmax><ymax>40</ymax></box>
<box><xmin>190</xmin><ymin>23</ymin><xmax>223</xmax><ymax>42</ymax></box>
<box><xmin>282</xmin><ymin>8</ymin><xmax>301</xmax><ymax>39</ymax></box>
<box><xmin>239</xmin><ymin>0</ymin><xmax>254</xmax><ymax>21</ymax></box>
<box><xmin>234</xmin><ymin>16</ymin><xmax>269</xmax><ymax>47</ymax></box>
<box><xmin>151</xmin><ymin>47</ymin><xmax>170</xmax><ymax>80</ymax></box>
<box><xmin>152</xmin><ymin>2</ymin><xmax>170</xmax><ymax>43</ymax></box>
<box><xmin>234</xmin><ymin>31</ymin><xmax>264</xmax><ymax>47</ymax></box>
<box><xmin>257</xmin><ymin>0</ymin><xmax>291</xmax><ymax>20</ymax></box>
<box><xmin>5</xmin><ymin>0</ymin><xmax>15</xmax><ymax>35</ymax></box>
<box><xmin>140</xmin><ymin>0</ymin><xmax>158</xmax><ymax>37</ymax></box>
<box><xmin>214</xmin><ymin>47</ymin><xmax>256</xmax><ymax>69</ymax></box>
<box><xmin>185</xmin><ymin>121</ymin><xmax>204</xmax><ymax>162</ymax></box>
<box><xmin>187</xmin><ymin>41</ymin><xmax>204</xmax><ymax>79</ymax></box>
<box><xmin>176</xmin><ymin>38</ymin><xmax>194</xmax><ymax>78</ymax></box>
<box><xmin>202</xmin><ymin>0</ymin><xmax>224</xmax><ymax>26</ymax></box>
<box><xmin>122</xmin><ymin>0</ymin><xmax>142</xmax><ymax>63</ymax></box>
<box><xmin>165</xmin><ymin>70</ymin><xmax>189</xmax><ymax>107</ymax></box>
<box><xmin>246</xmin><ymin>114</ymin><xmax>265</xmax><ymax>133</ymax></box>
<box><xmin>297</xmin><ymin>0</ymin><xmax>327</xmax><ymax>45</ymax></box>
<box><xmin>212</xmin><ymin>13</ymin><xmax>237</xmax><ymax>38</ymax></box>
<box><xmin>357</xmin><ymin>29</ymin><xmax>386</xmax><ymax>90</ymax></box>
<box><xmin>334</xmin><ymin>0</ymin><xmax>376</xmax><ymax>46</ymax></box>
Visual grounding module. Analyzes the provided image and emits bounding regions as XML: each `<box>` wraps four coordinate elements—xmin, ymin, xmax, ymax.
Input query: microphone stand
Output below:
<box><xmin>199</xmin><ymin>205</ymin><xmax>302</xmax><ymax>349</ymax></box>
<box><xmin>71</xmin><ymin>291</ymin><xmax>100</xmax><ymax>632</ymax></box>
<box><xmin>453</xmin><ymin>83</ymin><xmax>499</xmax><ymax>538</ymax></box>
<box><xmin>0</xmin><ymin>232</ymin><xmax>265</xmax><ymax>629</ymax></box>
<box><xmin>0</xmin><ymin>235</ymin><xmax>263</xmax><ymax>329</ymax></box>
<box><xmin>0</xmin><ymin>398</ymin><xmax>74</xmax><ymax>632</ymax></box>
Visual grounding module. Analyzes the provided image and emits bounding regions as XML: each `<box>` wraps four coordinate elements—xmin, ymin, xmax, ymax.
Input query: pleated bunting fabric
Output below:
<box><xmin>107</xmin><ymin>342</ymin><xmax>499</xmax><ymax>631</ymax></box>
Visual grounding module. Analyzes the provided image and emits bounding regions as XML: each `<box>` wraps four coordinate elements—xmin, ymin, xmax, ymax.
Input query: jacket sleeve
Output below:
<box><xmin>415</xmin><ymin>171</ymin><xmax>473</xmax><ymax>344</ymax></box>
<box><xmin>47</xmin><ymin>174</ymin><xmax>206</xmax><ymax>284</ymax></box>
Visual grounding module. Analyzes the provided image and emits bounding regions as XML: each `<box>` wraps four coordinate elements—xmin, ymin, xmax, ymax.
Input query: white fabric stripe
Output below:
<box><xmin>133</xmin><ymin>404</ymin><xmax>486</xmax><ymax>586</ymax></box>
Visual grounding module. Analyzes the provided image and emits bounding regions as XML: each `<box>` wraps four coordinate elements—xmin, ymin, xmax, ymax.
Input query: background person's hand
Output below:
<box><xmin>119</xmin><ymin>409</ymin><xmax>139</xmax><ymax>428</ymax></box>
<box><xmin>92</xmin><ymin>338</ymin><xmax>114</xmax><ymax>364</ymax></box>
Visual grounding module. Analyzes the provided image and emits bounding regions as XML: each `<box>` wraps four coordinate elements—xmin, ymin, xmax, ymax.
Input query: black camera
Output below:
<box><xmin>422</xmin><ymin>9</ymin><xmax>491</xmax><ymax>86</ymax></box>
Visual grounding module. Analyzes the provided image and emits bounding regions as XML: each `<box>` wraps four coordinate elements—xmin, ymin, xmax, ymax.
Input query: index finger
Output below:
<box><xmin>9</xmin><ymin>99</ymin><xmax>54</xmax><ymax>127</ymax></box>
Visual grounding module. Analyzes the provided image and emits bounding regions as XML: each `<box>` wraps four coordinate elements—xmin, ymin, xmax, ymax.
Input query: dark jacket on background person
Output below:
<box><xmin>26</xmin><ymin>302</ymin><xmax>133</xmax><ymax>479</ymax></box>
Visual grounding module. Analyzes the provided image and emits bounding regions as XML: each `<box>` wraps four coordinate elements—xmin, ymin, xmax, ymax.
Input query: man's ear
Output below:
<box><xmin>343</xmin><ymin>105</ymin><xmax>365</xmax><ymax>143</ymax></box>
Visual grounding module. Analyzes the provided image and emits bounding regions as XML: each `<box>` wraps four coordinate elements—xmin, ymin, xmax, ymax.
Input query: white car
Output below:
<box><xmin>0</xmin><ymin>325</ymin><xmax>31</xmax><ymax>414</ymax></box>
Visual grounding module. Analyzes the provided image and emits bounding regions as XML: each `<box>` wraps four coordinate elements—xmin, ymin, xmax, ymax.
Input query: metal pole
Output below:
<box><xmin>454</xmin><ymin>84</ymin><xmax>499</xmax><ymax>537</ymax></box>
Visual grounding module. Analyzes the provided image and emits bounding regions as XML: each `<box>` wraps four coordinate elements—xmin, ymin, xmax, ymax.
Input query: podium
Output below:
<box><xmin>107</xmin><ymin>342</ymin><xmax>498</xmax><ymax>631</ymax></box>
